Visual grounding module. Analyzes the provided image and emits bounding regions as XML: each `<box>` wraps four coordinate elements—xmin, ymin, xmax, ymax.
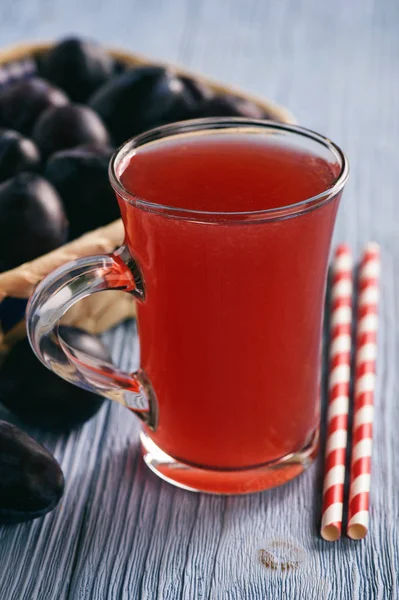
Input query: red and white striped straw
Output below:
<box><xmin>321</xmin><ymin>244</ymin><xmax>354</xmax><ymax>541</ymax></box>
<box><xmin>347</xmin><ymin>243</ymin><xmax>380</xmax><ymax>540</ymax></box>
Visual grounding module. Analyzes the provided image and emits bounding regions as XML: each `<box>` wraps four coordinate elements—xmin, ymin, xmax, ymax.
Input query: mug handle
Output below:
<box><xmin>26</xmin><ymin>246</ymin><xmax>157</xmax><ymax>429</ymax></box>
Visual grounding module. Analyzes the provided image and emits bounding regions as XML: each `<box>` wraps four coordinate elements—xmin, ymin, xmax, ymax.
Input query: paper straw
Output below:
<box><xmin>321</xmin><ymin>244</ymin><xmax>354</xmax><ymax>541</ymax></box>
<box><xmin>347</xmin><ymin>243</ymin><xmax>380</xmax><ymax>540</ymax></box>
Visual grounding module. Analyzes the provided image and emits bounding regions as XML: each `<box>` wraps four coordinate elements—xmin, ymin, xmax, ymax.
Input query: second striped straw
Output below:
<box><xmin>347</xmin><ymin>243</ymin><xmax>380</xmax><ymax>540</ymax></box>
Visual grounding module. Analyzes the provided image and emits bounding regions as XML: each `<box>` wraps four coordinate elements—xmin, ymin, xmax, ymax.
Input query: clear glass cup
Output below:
<box><xmin>26</xmin><ymin>118</ymin><xmax>349</xmax><ymax>494</ymax></box>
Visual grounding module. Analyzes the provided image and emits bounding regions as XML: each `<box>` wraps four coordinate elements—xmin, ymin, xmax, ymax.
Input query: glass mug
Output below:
<box><xmin>26</xmin><ymin>118</ymin><xmax>349</xmax><ymax>494</ymax></box>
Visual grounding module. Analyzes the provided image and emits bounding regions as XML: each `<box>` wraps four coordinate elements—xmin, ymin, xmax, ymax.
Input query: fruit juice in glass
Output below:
<box><xmin>27</xmin><ymin>119</ymin><xmax>348</xmax><ymax>494</ymax></box>
<box><xmin>116</xmin><ymin>122</ymin><xmax>345</xmax><ymax>489</ymax></box>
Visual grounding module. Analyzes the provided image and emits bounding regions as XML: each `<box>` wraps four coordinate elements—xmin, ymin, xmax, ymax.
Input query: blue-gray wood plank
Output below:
<box><xmin>0</xmin><ymin>0</ymin><xmax>398</xmax><ymax>598</ymax></box>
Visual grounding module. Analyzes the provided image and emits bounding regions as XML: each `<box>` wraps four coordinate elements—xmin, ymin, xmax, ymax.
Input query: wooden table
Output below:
<box><xmin>0</xmin><ymin>1</ymin><xmax>398</xmax><ymax>598</ymax></box>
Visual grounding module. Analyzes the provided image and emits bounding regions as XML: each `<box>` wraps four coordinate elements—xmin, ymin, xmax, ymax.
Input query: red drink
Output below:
<box><xmin>27</xmin><ymin>119</ymin><xmax>348</xmax><ymax>494</ymax></box>
<box><xmin>117</xmin><ymin>128</ymin><xmax>343</xmax><ymax>476</ymax></box>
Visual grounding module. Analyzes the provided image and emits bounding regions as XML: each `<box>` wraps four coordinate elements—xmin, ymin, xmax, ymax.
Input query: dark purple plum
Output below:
<box><xmin>0</xmin><ymin>420</ymin><xmax>64</xmax><ymax>524</ymax></box>
<box><xmin>0</xmin><ymin>129</ymin><xmax>41</xmax><ymax>182</ymax></box>
<box><xmin>39</xmin><ymin>38</ymin><xmax>114</xmax><ymax>102</ymax></box>
<box><xmin>113</xmin><ymin>60</ymin><xmax>128</xmax><ymax>76</ymax></box>
<box><xmin>89</xmin><ymin>67</ymin><xmax>213</xmax><ymax>144</ymax></box>
<box><xmin>197</xmin><ymin>94</ymin><xmax>269</xmax><ymax>119</ymax></box>
<box><xmin>177</xmin><ymin>75</ymin><xmax>214</xmax><ymax>106</ymax></box>
<box><xmin>0</xmin><ymin>328</ymin><xmax>111</xmax><ymax>430</ymax></box>
<box><xmin>32</xmin><ymin>104</ymin><xmax>110</xmax><ymax>158</ymax></box>
<box><xmin>0</xmin><ymin>77</ymin><xmax>69</xmax><ymax>135</ymax></box>
<box><xmin>0</xmin><ymin>173</ymin><xmax>68</xmax><ymax>272</ymax></box>
<box><xmin>45</xmin><ymin>144</ymin><xmax>119</xmax><ymax>239</ymax></box>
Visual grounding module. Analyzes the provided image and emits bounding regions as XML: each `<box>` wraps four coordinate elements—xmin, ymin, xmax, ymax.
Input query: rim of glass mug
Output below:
<box><xmin>109</xmin><ymin>117</ymin><xmax>349</xmax><ymax>223</ymax></box>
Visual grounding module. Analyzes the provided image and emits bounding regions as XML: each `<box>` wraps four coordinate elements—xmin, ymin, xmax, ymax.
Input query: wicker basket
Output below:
<box><xmin>0</xmin><ymin>41</ymin><xmax>295</xmax><ymax>351</ymax></box>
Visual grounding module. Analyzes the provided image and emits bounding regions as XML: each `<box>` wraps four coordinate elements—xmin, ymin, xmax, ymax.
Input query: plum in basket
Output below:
<box><xmin>33</xmin><ymin>104</ymin><xmax>110</xmax><ymax>158</ymax></box>
<box><xmin>0</xmin><ymin>421</ymin><xmax>64</xmax><ymax>524</ymax></box>
<box><xmin>0</xmin><ymin>129</ymin><xmax>41</xmax><ymax>182</ymax></box>
<box><xmin>0</xmin><ymin>173</ymin><xmax>68</xmax><ymax>272</ymax></box>
<box><xmin>40</xmin><ymin>37</ymin><xmax>114</xmax><ymax>102</ymax></box>
<box><xmin>0</xmin><ymin>77</ymin><xmax>69</xmax><ymax>136</ymax></box>
<box><xmin>89</xmin><ymin>66</ymin><xmax>213</xmax><ymax>145</ymax></box>
<box><xmin>45</xmin><ymin>144</ymin><xmax>119</xmax><ymax>239</ymax></box>
<box><xmin>177</xmin><ymin>75</ymin><xmax>214</xmax><ymax>106</ymax></box>
<box><xmin>0</xmin><ymin>328</ymin><xmax>111</xmax><ymax>430</ymax></box>
<box><xmin>198</xmin><ymin>94</ymin><xmax>268</xmax><ymax>119</ymax></box>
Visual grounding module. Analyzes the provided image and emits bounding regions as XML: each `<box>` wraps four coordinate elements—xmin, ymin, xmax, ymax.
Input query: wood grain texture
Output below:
<box><xmin>0</xmin><ymin>0</ymin><xmax>399</xmax><ymax>598</ymax></box>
